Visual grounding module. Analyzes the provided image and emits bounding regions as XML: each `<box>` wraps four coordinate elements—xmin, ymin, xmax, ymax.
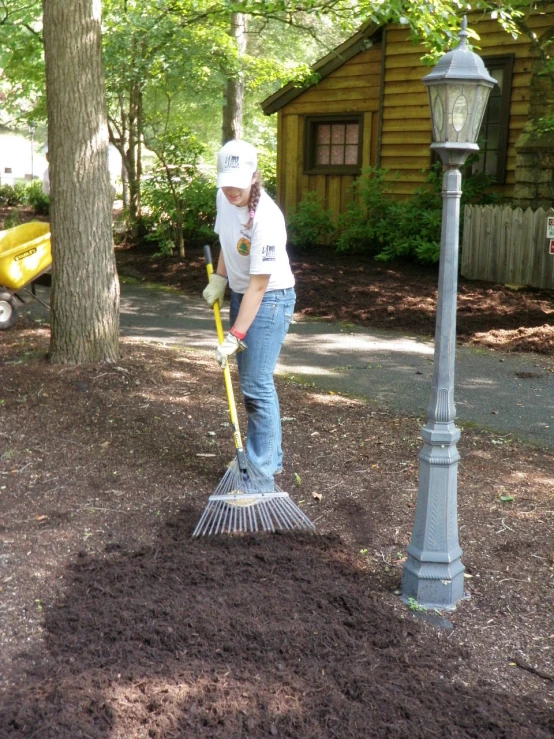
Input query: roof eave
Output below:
<box><xmin>260</xmin><ymin>20</ymin><xmax>381</xmax><ymax>116</ymax></box>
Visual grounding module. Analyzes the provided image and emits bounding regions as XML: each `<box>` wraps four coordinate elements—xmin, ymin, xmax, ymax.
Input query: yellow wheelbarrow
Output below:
<box><xmin>0</xmin><ymin>222</ymin><xmax>51</xmax><ymax>329</ymax></box>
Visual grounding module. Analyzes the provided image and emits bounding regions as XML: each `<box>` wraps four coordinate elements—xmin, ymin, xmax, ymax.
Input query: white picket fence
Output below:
<box><xmin>461</xmin><ymin>205</ymin><xmax>554</xmax><ymax>290</ymax></box>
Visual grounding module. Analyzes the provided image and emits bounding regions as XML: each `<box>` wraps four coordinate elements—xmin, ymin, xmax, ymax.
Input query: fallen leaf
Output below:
<box><xmin>312</xmin><ymin>492</ymin><xmax>322</xmax><ymax>502</ymax></box>
<box><xmin>34</xmin><ymin>515</ymin><xmax>49</xmax><ymax>522</ymax></box>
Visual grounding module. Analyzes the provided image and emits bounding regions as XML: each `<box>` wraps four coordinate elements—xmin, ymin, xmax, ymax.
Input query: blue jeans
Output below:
<box><xmin>229</xmin><ymin>287</ymin><xmax>296</xmax><ymax>486</ymax></box>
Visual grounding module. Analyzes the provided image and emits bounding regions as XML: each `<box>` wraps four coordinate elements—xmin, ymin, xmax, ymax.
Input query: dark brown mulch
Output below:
<box><xmin>1</xmin><ymin>326</ymin><xmax>554</xmax><ymax>738</ymax></box>
<box><xmin>1</xmin><ymin>237</ymin><xmax>554</xmax><ymax>737</ymax></box>
<box><xmin>114</xmin><ymin>241</ymin><xmax>554</xmax><ymax>354</ymax></box>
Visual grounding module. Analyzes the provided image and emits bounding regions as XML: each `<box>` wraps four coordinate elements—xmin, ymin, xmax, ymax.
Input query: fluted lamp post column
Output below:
<box><xmin>401</xmin><ymin>18</ymin><xmax>496</xmax><ymax>610</ymax></box>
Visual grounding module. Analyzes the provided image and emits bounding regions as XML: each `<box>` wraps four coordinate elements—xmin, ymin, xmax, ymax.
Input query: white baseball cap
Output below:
<box><xmin>216</xmin><ymin>139</ymin><xmax>257</xmax><ymax>189</ymax></box>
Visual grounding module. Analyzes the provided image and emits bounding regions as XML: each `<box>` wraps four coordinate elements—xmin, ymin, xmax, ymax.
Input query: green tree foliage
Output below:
<box><xmin>141</xmin><ymin>127</ymin><xmax>215</xmax><ymax>256</ymax></box>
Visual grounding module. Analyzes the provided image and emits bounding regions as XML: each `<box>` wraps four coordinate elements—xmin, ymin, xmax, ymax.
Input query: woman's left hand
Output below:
<box><xmin>215</xmin><ymin>333</ymin><xmax>247</xmax><ymax>367</ymax></box>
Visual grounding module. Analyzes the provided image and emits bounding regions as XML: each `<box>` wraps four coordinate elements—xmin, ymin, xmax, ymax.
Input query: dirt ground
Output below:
<box><xmin>1</xmin><ymin>239</ymin><xmax>554</xmax><ymax>737</ymax></box>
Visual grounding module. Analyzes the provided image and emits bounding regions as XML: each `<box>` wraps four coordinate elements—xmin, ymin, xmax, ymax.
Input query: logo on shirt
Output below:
<box><xmin>237</xmin><ymin>237</ymin><xmax>250</xmax><ymax>256</ymax></box>
<box><xmin>262</xmin><ymin>245</ymin><xmax>276</xmax><ymax>262</ymax></box>
<box><xmin>225</xmin><ymin>155</ymin><xmax>240</xmax><ymax>169</ymax></box>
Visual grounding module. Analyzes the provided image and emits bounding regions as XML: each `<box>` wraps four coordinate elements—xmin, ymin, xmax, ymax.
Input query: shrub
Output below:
<box><xmin>335</xmin><ymin>167</ymin><xmax>400</xmax><ymax>254</ymax></box>
<box><xmin>0</xmin><ymin>183</ymin><xmax>25</xmax><ymax>207</ymax></box>
<box><xmin>141</xmin><ymin>131</ymin><xmax>217</xmax><ymax>255</ymax></box>
<box><xmin>256</xmin><ymin>148</ymin><xmax>277</xmax><ymax>199</ymax></box>
<box><xmin>336</xmin><ymin>162</ymin><xmax>501</xmax><ymax>265</ymax></box>
<box><xmin>25</xmin><ymin>180</ymin><xmax>50</xmax><ymax>216</ymax></box>
<box><xmin>287</xmin><ymin>192</ymin><xmax>335</xmax><ymax>250</ymax></box>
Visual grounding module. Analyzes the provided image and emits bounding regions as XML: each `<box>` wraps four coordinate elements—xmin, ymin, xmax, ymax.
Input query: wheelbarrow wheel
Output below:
<box><xmin>0</xmin><ymin>291</ymin><xmax>18</xmax><ymax>330</ymax></box>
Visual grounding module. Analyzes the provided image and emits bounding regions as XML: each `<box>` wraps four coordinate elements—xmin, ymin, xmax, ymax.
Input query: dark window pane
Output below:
<box><xmin>487</xmin><ymin>96</ymin><xmax>501</xmax><ymax>121</ymax></box>
<box><xmin>485</xmin><ymin>124</ymin><xmax>500</xmax><ymax>149</ymax></box>
<box><xmin>471</xmin><ymin>157</ymin><xmax>484</xmax><ymax>175</ymax></box>
<box><xmin>485</xmin><ymin>151</ymin><xmax>498</xmax><ymax>176</ymax></box>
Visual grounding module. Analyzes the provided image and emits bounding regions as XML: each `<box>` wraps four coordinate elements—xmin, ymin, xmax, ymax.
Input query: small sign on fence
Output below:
<box><xmin>547</xmin><ymin>216</ymin><xmax>554</xmax><ymax>239</ymax></box>
<box><xmin>549</xmin><ymin>239</ymin><xmax>554</xmax><ymax>255</ymax></box>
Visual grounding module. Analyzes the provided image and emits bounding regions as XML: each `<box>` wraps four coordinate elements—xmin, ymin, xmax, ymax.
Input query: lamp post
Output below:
<box><xmin>401</xmin><ymin>17</ymin><xmax>496</xmax><ymax>610</ymax></box>
<box><xmin>28</xmin><ymin>121</ymin><xmax>36</xmax><ymax>179</ymax></box>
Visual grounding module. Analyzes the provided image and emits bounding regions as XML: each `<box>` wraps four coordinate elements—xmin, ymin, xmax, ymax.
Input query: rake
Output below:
<box><xmin>192</xmin><ymin>245</ymin><xmax>315</xmax><ymax>537</ymax></box>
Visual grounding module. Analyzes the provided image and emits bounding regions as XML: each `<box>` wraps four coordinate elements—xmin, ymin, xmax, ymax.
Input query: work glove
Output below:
<box><xmin>215</xmin><ymin>333</ymin><xmax>247</xmax><ymax>367</ymax></box>
<box><xmin>202</xmin><ymin>273</ymin><xmax>228</xmax><ymax>308</ymax></box>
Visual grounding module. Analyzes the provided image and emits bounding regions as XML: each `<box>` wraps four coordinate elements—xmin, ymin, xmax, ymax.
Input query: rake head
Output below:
<box><xmin>192</xmin><ymin>457</ymin><xmax>315</xmax><ymax>537</ymax></box>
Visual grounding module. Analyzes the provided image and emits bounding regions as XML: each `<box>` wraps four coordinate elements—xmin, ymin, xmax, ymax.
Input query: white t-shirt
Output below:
<box><xmin>214</xmin><ymin>188</ymin><xmax>295</xmax><ymax>294</ymax></box>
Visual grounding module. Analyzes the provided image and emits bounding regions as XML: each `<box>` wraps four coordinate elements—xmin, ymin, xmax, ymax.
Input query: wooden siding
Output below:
<box><xmin>274</xmin><ymin>11</ymin><xmax>554</xmax><ymax>217</ymax></box>
<box><xmin>380</xmin><ymin>16</ymin><xmax>552</xmax><ymax>198</ymax></box>
<box><xmin>276</xmin><ymin>44</ymin><xmax>382</xmax><ymax>218</ymax></box>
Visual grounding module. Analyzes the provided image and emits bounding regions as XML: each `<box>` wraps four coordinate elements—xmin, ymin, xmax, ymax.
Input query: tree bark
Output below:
<box><xmin>222</xmin><ymin>13</ymin><xmax>246</xmax><ymax>144</ymax></box>
<box><xmin>43</xmin><ymin>0</ymin><xmax>120</xmax><ymax>364</ymax></box>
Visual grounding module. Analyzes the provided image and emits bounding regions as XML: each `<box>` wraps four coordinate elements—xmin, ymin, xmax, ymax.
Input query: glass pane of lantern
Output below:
<box><xmin>317</xmin><ymin>125</ymin><xmax>330</xmax><ymax>144</ymax></box>
<box><xmin>429</xmin><ymin>87</ymin><xmax>445</xmax><ymax>141</ymax></box>
<box><xmin>331</xmin><ymin>145</ymin><xmax>344</xmax><ymax>164</ymax></box>
<box><xmin>471</xmin><ymin>86</ymin><xmax>490</xmax><ymax>141</ymax></box>
<box><xmin>345</xmin><ymin>145</ymin><xmax>358</xmax><ymax>165</ymax></box>
<box><xmin>316</xmin><ymin>145</ymin><xmax>330</xmax><ymax>165</ymax></box>
<box><xmin>346</xmin><ymin>124</ymin><xmax>359</xmax><ymax>144</ymax></box>
<box><xmin>331</xmin><ymin>125</ymin><xmax>345</xmax><ymax>144</ymax></box>
<box><xmin>452</xmin><ymin>92</ymin><xmax>468</xmax><ymax>133</ymax></box>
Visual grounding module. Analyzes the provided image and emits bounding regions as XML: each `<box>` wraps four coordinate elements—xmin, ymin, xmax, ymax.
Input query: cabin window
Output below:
<box><xmin>303</xmin><ymin>115</ymin><xmax>363</xmax><ymax>174</ymax></box>
<box><xmin>470</xmin><ymin>55</ymin><xmax>513</xmax><ymax>185</ymax></box>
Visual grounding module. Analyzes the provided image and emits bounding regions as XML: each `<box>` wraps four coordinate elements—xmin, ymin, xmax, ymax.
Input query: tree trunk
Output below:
<box><xmin>43</xmin><ymin>0</ymin><xmax>120</xmax><ymax>364</ymax></box>
<box><xmin>222</xmin><ymin>13</ymin><xmax>246</xmax><ymax>144</ymax></box>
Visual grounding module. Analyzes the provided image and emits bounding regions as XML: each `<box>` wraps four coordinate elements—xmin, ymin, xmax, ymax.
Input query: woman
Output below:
<box><xmin>202</xmin><ymin>139</ymin><xmax>296</xmax><ymax>488</ymax></box>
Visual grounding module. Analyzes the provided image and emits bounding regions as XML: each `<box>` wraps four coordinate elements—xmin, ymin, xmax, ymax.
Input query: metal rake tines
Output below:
<box><xmin>214</xmin><ymin>458</ymin><xmax>285</xmax><ymax>496</ymax></box>
<box><xmin>192</xmin><ymin>491</ymin><xmax>315</xmax><ymax>537</ymax></box>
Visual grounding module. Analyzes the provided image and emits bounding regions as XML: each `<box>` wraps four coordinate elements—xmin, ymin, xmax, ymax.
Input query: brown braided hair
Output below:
<box><xmin>244</xmin><ymin>172</ymin><xmax>262</xmax><ymax>230</ymax></box>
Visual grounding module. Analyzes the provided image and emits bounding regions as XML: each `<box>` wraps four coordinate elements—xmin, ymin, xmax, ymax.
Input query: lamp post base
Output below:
<box><xmin>401</xmin><ymin>556</ymin><xmax>465</xmax><ymax>611</ymax></box>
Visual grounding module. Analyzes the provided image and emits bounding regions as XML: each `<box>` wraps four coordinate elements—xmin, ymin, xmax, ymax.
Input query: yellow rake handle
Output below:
<box><xmin>203</xmin><ymin>245</ymin><xmax>244</xmax><ymax>455</ymax></box>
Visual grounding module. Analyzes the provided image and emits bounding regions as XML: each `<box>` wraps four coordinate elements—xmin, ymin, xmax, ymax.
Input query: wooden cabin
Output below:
<box><xmin>261</xmin><ymin>13</ymin><xmax>554</xmax><ymax>220</ymax></box>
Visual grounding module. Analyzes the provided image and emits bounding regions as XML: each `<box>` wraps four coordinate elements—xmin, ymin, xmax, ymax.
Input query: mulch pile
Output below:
<box><xmin>3</xmin><ymin>527</ymin><xmax>552</xmax><ymax>738</ymax></box>
<box><xmin>1</xmin><ymin>241</ymin><xmax>554</xmax><ymax>737</ymax></box>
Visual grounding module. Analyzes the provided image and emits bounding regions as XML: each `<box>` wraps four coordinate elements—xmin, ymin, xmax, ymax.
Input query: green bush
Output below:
<box><xmin>0</xmin><ymin>183</ymin><xmax>25</xmax><ymax>207</ymax></box>
<box><xmin>256</xmin><ymin>148</ymin><xmax>277</xmax><ymax>199</ymax></box>
<box><xmin>335</xmin><ymin>162</ymin><xmax>501</xmax><ymax>265</ymax></box>
<box><xmin>336</xmin><ymin>167</ymin><xmax>400</xmax><ymax>254</ymax></box>
<box><xmin>25</xmin><ymin>180</ymin><xmax>50</xmax><ymax>216</ymax></box>
<box><xmin>141</xmin><ymin>131</ymin><xmax>216</xmax><ymax>255</ymax></box>
<box><xmin>287</xmin><ymin>191</ymin><xmax>335</xmax><ymax>250</ymax></box>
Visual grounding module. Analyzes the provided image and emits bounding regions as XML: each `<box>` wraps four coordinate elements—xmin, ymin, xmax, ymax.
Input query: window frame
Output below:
<box><xmin>303</xmin><ymin>114</ymin><xmax>363</xmax><ymax>175</ymax></box>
